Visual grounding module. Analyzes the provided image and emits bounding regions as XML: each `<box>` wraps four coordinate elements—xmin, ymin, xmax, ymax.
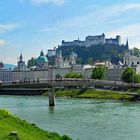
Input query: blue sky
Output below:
<box><xmin>0</xmin><ymin>0</ymin><xmax>140</xmax><ymax>64</ymax></box>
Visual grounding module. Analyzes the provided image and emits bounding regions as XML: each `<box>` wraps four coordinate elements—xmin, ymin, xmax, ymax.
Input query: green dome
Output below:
<box><xmin>37</xmin><ymin>56</ymin><xmax>48</xmax><ymax>63</ymax></box>
<box><xmin>37</xmin><ymin>51</ymin><xmax>48</xmax><ymax>63</ymax></box>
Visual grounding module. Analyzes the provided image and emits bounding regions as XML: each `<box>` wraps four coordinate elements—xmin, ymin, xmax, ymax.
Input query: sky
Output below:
<box><xmin>0</xmin><ymin>0</ymin><xmax>140</xmax><ymax>64</ymax></box>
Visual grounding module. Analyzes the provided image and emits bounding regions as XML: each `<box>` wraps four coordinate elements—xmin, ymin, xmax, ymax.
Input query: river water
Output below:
<box><xmin>0</xmin><ymin>96</ymin><xmax>140</xmax><ymax>140</ymax></box>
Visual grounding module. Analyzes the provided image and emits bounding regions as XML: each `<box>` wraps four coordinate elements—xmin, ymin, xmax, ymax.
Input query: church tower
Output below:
<box><xmin>55</xmin><ymin>50</ymin><xmax>63</xmax><ymax>67</ymax></box>
<box><xmin>20</xmin><ymin>53</ymin><xmax>23</xmax><ymax>61</ymax></box>
<box><xmin>69</xmin><ymin>51</ymin><xmax>77</xmax><ymax>66</ymax></box>
<box><xmin>17</xmin><ymin>53</ymin><xmax>26</xmax><ymax>71</ymax></box>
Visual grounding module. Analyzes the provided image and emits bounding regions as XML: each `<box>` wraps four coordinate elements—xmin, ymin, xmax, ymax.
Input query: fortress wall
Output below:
<box><xmin>61</xmin><ymin>34</ymin><xmax>123</xmax><ymax>47</ymax></box>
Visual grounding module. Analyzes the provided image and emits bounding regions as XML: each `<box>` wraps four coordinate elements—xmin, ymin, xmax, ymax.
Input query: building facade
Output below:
<box><xmin>123</xmin><ymin>53</ymin><xmax>140</xmax><ymax>67</ymax></box>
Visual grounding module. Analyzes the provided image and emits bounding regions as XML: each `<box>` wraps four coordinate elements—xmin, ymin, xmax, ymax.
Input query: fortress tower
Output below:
<box><xmin>116</xmin><ymin>35</ymin><xmax>121</xmax><ymax>45</ymax></box>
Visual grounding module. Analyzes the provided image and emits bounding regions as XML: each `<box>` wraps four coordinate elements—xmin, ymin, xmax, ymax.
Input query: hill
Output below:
<box><xmin>58</xmin><ymin>44</ymin><xmax>128</xmax><ymax>64</ymax></box>
<box><xmin>58</xmin><ymin>34</ymin><xmax>129</xmax><ymax>64</ymax></box>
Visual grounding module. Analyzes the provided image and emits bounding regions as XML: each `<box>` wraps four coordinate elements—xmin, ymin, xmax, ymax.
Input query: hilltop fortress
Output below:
<box><xmin>59</xmin><ymin>33</ymin><xmax>129</xmax><ymax>64</ymax></box>
<box><xmin>61</xmin><ymin>33</ymin><xmax>128</xmax><ymax>49</ymax></box>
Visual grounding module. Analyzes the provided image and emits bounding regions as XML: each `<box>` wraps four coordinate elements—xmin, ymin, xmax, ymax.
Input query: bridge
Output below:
<box><xmin>0</xmin><ymin>78</ymin><xmax>140</xmax><ymax>106</ymax></box>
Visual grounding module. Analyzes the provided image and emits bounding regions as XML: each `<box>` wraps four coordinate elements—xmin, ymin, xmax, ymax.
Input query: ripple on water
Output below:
<box><xmin>0</xmin><ymin>95</ymin><xmax>140</xmax><ymax>140</ymax></box>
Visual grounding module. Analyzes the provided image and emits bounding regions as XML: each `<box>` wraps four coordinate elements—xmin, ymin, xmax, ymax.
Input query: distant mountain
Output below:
<box><xmin>4</xmin><ymin>64</ymin><xmax>16</xmax><ymax>70</ymax></box>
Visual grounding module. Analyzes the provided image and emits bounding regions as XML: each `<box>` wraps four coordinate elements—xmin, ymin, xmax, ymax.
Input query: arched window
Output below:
<box><xmin>125</xmin><ymin>61</ymin><xmax>127</xmax><ymax>65</ymax></box>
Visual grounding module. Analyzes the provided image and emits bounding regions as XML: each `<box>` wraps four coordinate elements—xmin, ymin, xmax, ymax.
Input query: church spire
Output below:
<box><xmin>126</xmin><ymin>38</ymin><xmax>129</xmax><ymax>49</ymax></box>
<box><xmin>20</xmin><ymin>53</ymin><xmax>23</xmax><ymax>62</ymax></box>
<box><xmin>40</xmin><ymin>50</ymin><xmax>45</xmax><ymax>56</ymax></box>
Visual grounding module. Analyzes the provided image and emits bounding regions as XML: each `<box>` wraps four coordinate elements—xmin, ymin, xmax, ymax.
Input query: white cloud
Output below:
<box><xmin>41</xmin><ymin>3</ymin><xmax>140</xmax><ymax>48</ymax></box>
<box><xmin>0</xmin><ymin>40</ymin><xmax>6</xmax><ymax>47</ymax></box>
<box><xmin>0</xmin><ymin>24</ymin><xmax>19</xmax><ymax>34</ymax></box>
<box><xmin>106</xmin><ymin>23</ymin><xmax>140</xmax><ymax>48</ymax></box>
<box><xmin>31</xmin><ymin>0</ymin><xmax>66</xmax><ymax>5</ymax></box>
<box><xmin>107</xmin><ymin>23</ymin><xmax>140</xmax><ymax>38</ymax></box>
<box><xmin>42</xmin><ymin>3</ymin><xmax>140</xmax><ymax>32</ymax></box>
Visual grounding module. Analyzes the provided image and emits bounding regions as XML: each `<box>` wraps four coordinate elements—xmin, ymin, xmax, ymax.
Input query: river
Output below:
<box><xmin>0</xmin><ymin>95</ymin><xmax>140</xmax><ymax>140</ymax></box>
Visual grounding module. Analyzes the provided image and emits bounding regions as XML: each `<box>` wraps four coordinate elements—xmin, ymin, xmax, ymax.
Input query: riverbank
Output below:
<box><xmin>0</xmin><ymin>109</ymin><xmax>72</xmax><ymax>140</ymax></box>
<box><xmin>43</xmin><ymin>88</ymin><xmax>139</xmax><ymax>101</ymax></box>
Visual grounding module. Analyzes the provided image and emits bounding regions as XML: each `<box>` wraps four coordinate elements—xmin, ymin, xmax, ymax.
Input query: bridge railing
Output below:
<box><xmin>1</xmin><ymin>78</ymin><xmax>140</xmax><ymax>88</ymax></box>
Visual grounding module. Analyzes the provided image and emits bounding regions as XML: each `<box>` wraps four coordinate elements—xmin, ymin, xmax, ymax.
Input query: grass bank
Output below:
<box><xmin>0</xmin><ymin>109</ymin><xmax>72</xmax><ymax>140</ymax></box>
<box><xmin>126</xmin><ymin>88</ymin><xmax>140</xmax><ymax>94</ymax></box>
<box><xmin>43</xmin><ymin>88</ymin><xmax>137</xmax><ymax>101</ymax></box>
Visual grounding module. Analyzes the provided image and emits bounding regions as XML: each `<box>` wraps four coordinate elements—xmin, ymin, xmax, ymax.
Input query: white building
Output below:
<box><xmin>123</xmin><ymin>53</ymin><xmax>140</xmax><ymax>67</ymax></box>
<box><xmin>0</xmin><ymin>64</ymin><xmax>94</xmax><ymax>83</ymax></box>
<box><xmin>47</xmin><ymin>47</ymin><xmax>56</xmax><ymax>57</ymax></box>
<box><xmin>55</xmin><ymin>50</ymin><xmax>77</xmax><ymax>68</ymax></box>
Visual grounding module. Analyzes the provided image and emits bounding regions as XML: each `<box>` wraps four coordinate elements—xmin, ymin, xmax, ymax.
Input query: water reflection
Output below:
<box><xmin>48</xmin><ymin>106</ymin><xmax>55</xmax><ymax>114</ymax></box>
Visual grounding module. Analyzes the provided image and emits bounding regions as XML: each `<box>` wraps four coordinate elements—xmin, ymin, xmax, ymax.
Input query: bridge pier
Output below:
<box><xmin>48</xmin><ymin>88</ymin><xmax>55</xmax><ymax>106</ymax></box>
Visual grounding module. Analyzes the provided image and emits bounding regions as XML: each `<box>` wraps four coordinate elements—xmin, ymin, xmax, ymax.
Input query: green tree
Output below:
<box><xmin>91</xmin><ymin>66</ymin><xmax>106</xmax><ymax>79</ymax></box>
<box><xmin>87</xmin><ymin>57</ymin><xmax>93</xmax><ymax>65</ymax></box>
<box><xmin>27</xmin><ymin>57</ymin><xmax>37</xmax><ymax>68</ymax></box>
<box><xmin>121</xmin><ymin>67</ymin><xmax>140</xmax><ymax>83</ymax></box>
<box><xmin>131</xmin><ymin>47</ymin><xmax>140</xmax><ymax>56</ymax></box>
<box><xmin>76</xmin><ymin>57</ymin><xmax>83</xmax><ymax>64</ymax></box>
<box><xmin>65</xmin><ymin>72</ymin><xmax>83</xmax><ymax>78</ymax></box>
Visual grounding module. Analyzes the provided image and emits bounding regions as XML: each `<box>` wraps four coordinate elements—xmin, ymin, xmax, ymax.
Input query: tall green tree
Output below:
<box><xmin>91</xmin><ymin>66</ymin><xmax>106</xmax><ymax>79</ymax></box>
<box><xmin>27</xmin><ymin>57</ymin><xmax>37</xmax><ymax>68</ymax></box>
<box><xmin>121</xmin><ymin>67</ymin><xmax>140</xmax><ymax>83</ymax></box>
<box><xmin>87</xmin><ymin>57</ymin><xmax>93</xmax><ymax>65</ymax></box>
<box><xmin>131</xmin><ymin>47</ymin><xmax>140</xmax><ymax>56</ymax></box>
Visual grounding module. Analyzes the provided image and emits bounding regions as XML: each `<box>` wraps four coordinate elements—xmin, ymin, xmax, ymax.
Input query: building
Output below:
<box><xmin>55</xmin><ymin>50</ymin><xmax>77</xmax><ymax>68</ymax></box>
<box><xmin>61</xmin><ymin>33</ymin><xmax>126</xmax><ymax>48</ymax></box>
<box><xmin>106</xmin><ymin>35</ymin><xmax>121</xmax><ymax>45</ymax></box>
<box><xmin>68</xmin><ymin>51</ymin><xmax>77</xmax><ymax>66</ymax></box>
<box><xmin>123</xmin><ymin>53</ymin><xmax>140</xmax><ymax>67</ymax></box>
<box><xmin>17</xmin><ymin>54</ymin><xmax>26</xmax><ymax>71</ymax></box>
<box><xmin>106</xmin><ymin>68</ymin><xmax>127</xmax><ymax>81</ymax></box>
<box><xmin>36</xmin><ymin>51</ymin><xmax>48</xmax><ymax>69</ymax></box>
<box><xmin>0</xmin><ymin>61</ymin><xmax>4</xmax><ymax>69</ymax></box>
<box><xmin>85</xmin><ymin>33</ymin><xmax>105</xmax><ymax>47</ymax></box>
<box><xmin>0</xmin><ymin>66</ymin><xmax>88</xmax><ymax>83</ymax></box>
<box><xmin>47</xmin><ymin>47</ymin><xmax>56</xmax><ymax>57</ymax></box>
<box><xmin>0</xmin><ymin>50</ymin><xmax>93</xmax><ymax>82</ymax></box>
<box><xmin>55</xmin><ymin>50</ymin><xmax>63</xmax><ymax>68</ymax></box>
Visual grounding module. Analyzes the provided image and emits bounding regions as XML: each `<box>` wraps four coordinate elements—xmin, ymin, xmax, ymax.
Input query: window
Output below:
<box><xmin>125</xmin><ymin>61</ymin><xmax>127</xmax><ymax>65</ymax></box>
